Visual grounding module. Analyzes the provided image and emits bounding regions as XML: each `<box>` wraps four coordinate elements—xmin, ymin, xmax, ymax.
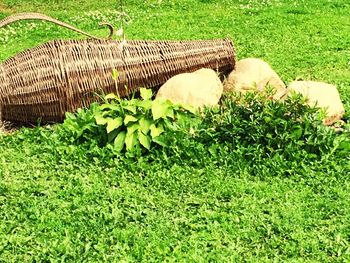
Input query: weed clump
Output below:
<box><xmin>200</xmin><ymin>92</ymin><xmax>342</xmax><ymax>159</ymax></box>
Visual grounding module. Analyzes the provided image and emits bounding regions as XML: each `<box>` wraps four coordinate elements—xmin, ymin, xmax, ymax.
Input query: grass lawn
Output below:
<box><xmin>1</xmin><ymin>0</ymin><xmax>350</xmax><ymax>261</ymax></box>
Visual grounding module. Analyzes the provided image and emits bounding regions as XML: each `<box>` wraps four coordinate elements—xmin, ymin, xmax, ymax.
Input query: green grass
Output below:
<box><xmin>1</xmin><ymin>0</ymin><xmax>350</xmax><ymax>261</ymax></box>
<box><xmin>1</xmin><ymin>124</ymin><xmax>349</xmax><ymax>262</ymax></box>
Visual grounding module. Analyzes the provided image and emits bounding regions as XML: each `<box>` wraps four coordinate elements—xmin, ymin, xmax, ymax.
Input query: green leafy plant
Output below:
<box><xmin>58</xmin><ymin>88</ymin><xmax>198</xmax><ymax>156</ymax></box>
<box><xmin>196</xmin><ymin>90</ymin><xmax>341</xmax><ymax>161</ymax></box>
<box><xmin>58</xmin><ymin>102</ymin><xmax>105</xmax><ymax>145</ymax></box>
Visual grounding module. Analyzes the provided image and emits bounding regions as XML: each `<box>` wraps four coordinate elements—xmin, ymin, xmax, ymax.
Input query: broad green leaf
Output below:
<box><xmin>139</xmin><ymin>117</ymin><xmax>152</xmax><ymax>134</ymax></box>
<box><xmin>166</xmin><ymin>108</ymin><xmax>174</xmax><ymax>119</ymax></box>
<box><xmin>150</xmin><ymin>123</ymin><xmax>164</xmax><ymax>139</ymax></box>
<box><xmin>138</xmin><ymin>131</ymin><xmax>151</xmax><ymax>150</ymax></box>
<box><xmin>181</xmin><ymin>103</ymin><xmax>198</xmax><ymax>115</ymax></box>
<box><xmin>95</xmin><ymin>115</ymin><xmax>108</xmax><ymax>125</ymax></box>
<box><xmin>152</xmin><ymin>99</ymin><xmax>170</xmax><ymax>120</ymax></box>
<box><xmin>108</xmin><ymin>129</ymin><xmax>119</xmax><ymax>142</ymax></box>
<box><xmin>124</xmin><ymin>105</ymin><xmax>137</xmax><ymax>114</ymax></box>
<box><xmin>124</xmin><ymin>115</ymin><xmax>138</xmax><ymax>125</ymax></box>
<box><xmin>125</xmin><ymin>131</ymin><xmax>137</xmax><ymax>151</ymax></box>
<box><xmin>127</xmin><ymin>123</ymin><xmax>140</xmax><ymax>134</ymax></box>
<box><xmin>135</xmin><ymin>100</ymin><xmax>152</xmax><ymax>110</ymax></box>
<box><xmin>140</xmin><ymin>88</ymin><xmax>153</xmax><ymax>101</ymax></box>
<box><xmin>106</xmin><ymin>117</ymin><xmax>123</xmax><ymax>133</ymax></box>
<box><xmin>114</xmin><ymin>131</ymin><xmax>126</xmax><ymax>152</ymax></box>
<box><xmin>105</xmin><ymin>93</ymin><xmax>119</xmax><ymax>100</ymax></box>
<box><xmin>100</xmin><ymin>104</ymin><xmax>120</xmax><ymax>111</ymax></box>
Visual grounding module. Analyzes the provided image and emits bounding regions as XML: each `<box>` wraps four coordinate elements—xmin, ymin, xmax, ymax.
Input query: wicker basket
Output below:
<box><xmin>0</xmin><ymin>38</ymin><xmax>236</xmax><ymax>122</ymax></box>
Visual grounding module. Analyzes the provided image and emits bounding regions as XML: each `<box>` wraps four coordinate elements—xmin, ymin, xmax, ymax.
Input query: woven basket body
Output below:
<box><xmin>0</xmin><ymin>39</ymin><xmax>236</xmax><ymax>122</ymax></box>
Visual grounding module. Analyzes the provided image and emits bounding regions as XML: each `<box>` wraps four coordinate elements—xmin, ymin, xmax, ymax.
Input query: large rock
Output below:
<box><xmin>223</xmin><ymin>58</ymin><xmax>287</xmax><ymax>99</ymax></box>
<box><xmin>156</xmin><ymin>68</ymin><xmax>223</xmax><ymax>108</ymax></box>
<box><xmin>287</xmin><ymin>81</ymin><xmax>345</xmax><ymax>125</ymax></box>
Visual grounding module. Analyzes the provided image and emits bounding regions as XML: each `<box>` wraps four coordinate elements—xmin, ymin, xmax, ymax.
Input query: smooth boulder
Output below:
<box><xmin>156</xmin><ymin>68</ymin><xmax>223</xmax><ymax>108</ymax></box>
<box><xmin>223</xmin><ymin>58</ymin><xmax>287</xmax><ymax>99</ymax></box>
<box><xmin>287</xmin><ymin>81</ymin><xmax>345</xmax><ymax>125</ymax></box>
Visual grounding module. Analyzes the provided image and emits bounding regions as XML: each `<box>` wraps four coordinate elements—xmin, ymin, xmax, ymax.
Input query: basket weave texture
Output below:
<box><xmin>0</xmin><ymin>38</ymin><xmax>236</xmax><ymax>122</ymax></box>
